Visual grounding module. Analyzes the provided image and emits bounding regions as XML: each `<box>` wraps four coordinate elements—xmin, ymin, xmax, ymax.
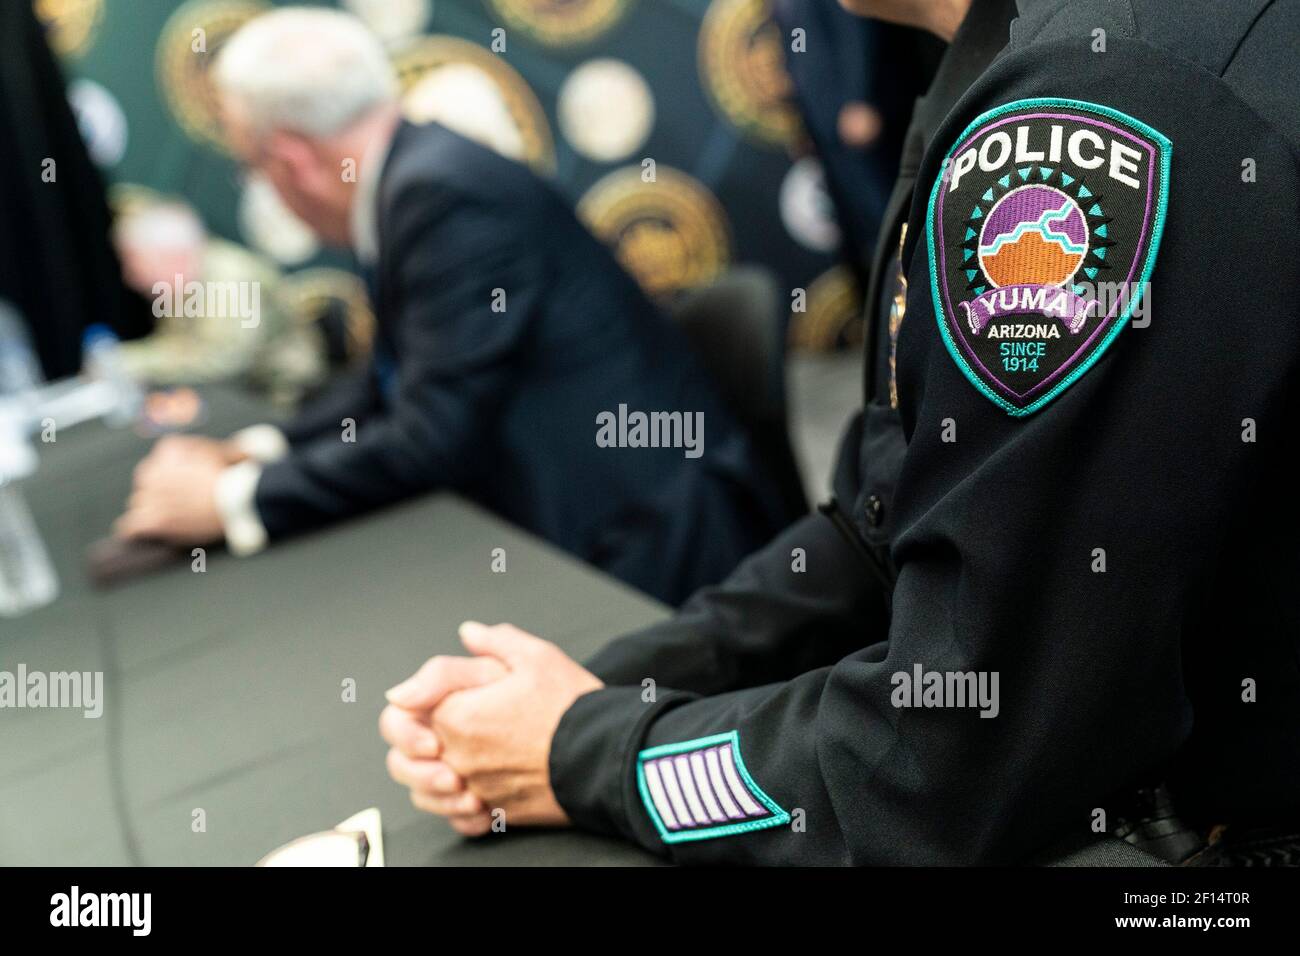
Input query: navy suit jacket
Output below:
<box><xmin>254</xmin><ymin>121</ymin><xmax>793</xmax><ymax>604</ymax></box>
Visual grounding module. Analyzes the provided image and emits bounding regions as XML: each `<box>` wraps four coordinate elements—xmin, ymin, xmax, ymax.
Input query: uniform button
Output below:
<box><xmin>865</xmin><ymin>494</ymin><xmax>884</xmax><ymax>528</ymax></box>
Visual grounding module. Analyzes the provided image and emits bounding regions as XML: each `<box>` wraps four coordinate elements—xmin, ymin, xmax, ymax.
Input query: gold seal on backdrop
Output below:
<box><xmin>280</xmin><ymin>268</ymin><xmax>376</xmax><ymax>361</ymax></box>
<box><xmin>392</xmin><ymin>35</ymin><xmax>555</xmax><ymax>174</ymax></box>
<box><xmin>156</xmin><ymin>0</ymin><xmax>270</xmax><ymax>153</ymax></box>
<box><xmin>483</xmin><ymin>0</ymin><xmax>631</xmax><ymax>47</ymax></box>
<box><xmin>558</xmin><ymin>58</ymin><xmax>655</xmax><ymax>163</ymax></box>
<box><xmin>698</xmin><ymin>0</ymin><xmax>802</xmax><ymax>149</ymax></box>
<box><xmin>34</xmin><ymin>0</ymin><xmax>104</xmax><ymax>58</ymax></box>
<box><xmin>579</xmin><ymin>166</ymin><xmax>730</xmax><ymax>297</ymax></box>
<box><xmin>788</xmin><ymin>264</ymin><xmax>864</xmax><ymax>352</ymax></box>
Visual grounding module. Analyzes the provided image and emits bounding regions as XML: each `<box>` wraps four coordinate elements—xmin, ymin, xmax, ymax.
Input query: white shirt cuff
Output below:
<box><xmin>230</xmin><ymin>424</ymin><xmax>290</xmax><ymax>464</ymax></box>
<box><xmin>215</xmin><ymin>460</ymin><xmax>269</xmax><ymax>557</ymax></box>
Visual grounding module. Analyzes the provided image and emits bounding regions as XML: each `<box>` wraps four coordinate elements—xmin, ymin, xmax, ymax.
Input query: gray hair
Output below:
<box><xmin>213</xmin><ymin>7</ymin><xmax>397</xmax><ymax>140</ymax></box>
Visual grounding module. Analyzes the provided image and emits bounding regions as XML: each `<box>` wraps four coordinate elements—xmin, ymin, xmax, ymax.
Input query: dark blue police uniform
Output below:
<box><xmin>547</xmin><ymin>0</ymin><xmax>1300</xmax><ymax>864</ymax></box>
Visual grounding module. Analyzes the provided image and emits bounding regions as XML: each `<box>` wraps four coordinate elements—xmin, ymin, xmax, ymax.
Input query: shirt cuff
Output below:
<box><xmin>229</xmin><ymin>424</ymin><xmax>290</xmax><ymax>464</ymax></box>
<box><xmin>548</xmin><ymin>685</ymin><xmax>690</xmax><ymax>847</ymax></box>
<box><xmin>214</xmin><ymin>460</ymin><xmax>269</xmax><ymax>557</ymax></box>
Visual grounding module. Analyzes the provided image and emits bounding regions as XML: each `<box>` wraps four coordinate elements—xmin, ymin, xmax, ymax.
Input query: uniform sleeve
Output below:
<box><xmin>549</xmin><ymin>36</ymin><xmax>1300</xmax><ymax>864</ymax></box>
<box><xmin>280</xmin><ymin>364</ymin><xmax>382</xmax><ymax>446</ymax></box>
<box><xmin>252</xmin><ymin>198</ymin><xmax>539</xmax><ymax>539</ymax></box>
<box><xmin>583</xmin><ymin>510</ymin><xmax>889</xmax><ymax>695</ymax></box>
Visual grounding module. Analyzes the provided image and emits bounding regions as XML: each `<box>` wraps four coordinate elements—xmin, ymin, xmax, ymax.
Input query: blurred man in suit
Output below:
<box><xmin>114</xmin><ymin>7</ymin><xmax>794</xmax><ymax>605</ymax></box>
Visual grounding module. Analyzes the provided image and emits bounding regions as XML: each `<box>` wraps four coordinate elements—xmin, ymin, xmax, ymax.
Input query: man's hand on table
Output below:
<box><xmin>114</xmin><ymin>435</ymin><xmax>245</xmax><ymax>545</ymax></box>
<box><xmin>381</xmin><ymin>621</ymin><xmax>604</xmax><ymax>836</ymax></box>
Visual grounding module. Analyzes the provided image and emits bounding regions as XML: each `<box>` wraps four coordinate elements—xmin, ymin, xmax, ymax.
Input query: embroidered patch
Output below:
<box><xmin>926</xmin><ymin>98</ymin><xmax>1171</xmax><ymax>416</ymax></box>
<box><xmin>636</xmin><ymin>730</ymin><xmax>788</xmax><ymax>844</ymax></box>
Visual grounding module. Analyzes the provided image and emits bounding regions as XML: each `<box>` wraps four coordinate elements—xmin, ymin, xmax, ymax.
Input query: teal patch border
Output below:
<box><xmin>636</xmin><ymin>730</ymin><xmax>789</xmax><ymax>844</ymax></box>
<box><xmin>925</xmin><ymin>97</ymin><xmax>1172</xmax><ymax>417</ymax></box>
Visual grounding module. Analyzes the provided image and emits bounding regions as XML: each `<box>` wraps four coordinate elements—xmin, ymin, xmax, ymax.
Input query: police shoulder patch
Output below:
<box><xmin>636</xmin><ymin>730</ymin><xmax>788</xmax><ymax>843</ymax></box>
<box><xmin>926</xmin><ymin>98</ymin><xmax>1171</xmax><ymax>416</ymax></box>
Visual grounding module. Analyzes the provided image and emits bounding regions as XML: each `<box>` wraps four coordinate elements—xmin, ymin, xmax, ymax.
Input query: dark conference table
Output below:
<box><xmin>1</xmin><ymin>389</ymin><xmax>666</xmax><ymax>866</ymax></box>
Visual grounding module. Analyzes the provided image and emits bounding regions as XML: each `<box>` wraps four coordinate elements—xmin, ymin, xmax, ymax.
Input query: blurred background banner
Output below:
<box><xmin>35</xmin><ymin>0</ymin><xmax>897</xmax><ymax>350</ymax></box>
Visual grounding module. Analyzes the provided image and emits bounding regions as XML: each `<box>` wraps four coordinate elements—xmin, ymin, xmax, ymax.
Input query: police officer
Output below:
<box><xmin>381</xmin><ymin>0</ymin><xmax>1300</xmax><ymax>864</ymax></box>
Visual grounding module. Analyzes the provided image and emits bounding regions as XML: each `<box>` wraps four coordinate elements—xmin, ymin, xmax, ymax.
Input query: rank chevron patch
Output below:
<box><xmin>926</xmin><ymin>98</ymin><xmax>1171</xmax><ymax>416</ymax></box>
<box><xmin>636</xmin><ymin>731</ymin><xmax>788</xmax><ymax>843</ymax></box>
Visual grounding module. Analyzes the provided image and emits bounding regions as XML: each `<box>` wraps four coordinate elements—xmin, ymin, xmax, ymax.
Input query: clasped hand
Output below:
<box><xmin>380</xmin><ymin>621</ymin><xmax>603</xmax><ymax>836</ymax></box>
